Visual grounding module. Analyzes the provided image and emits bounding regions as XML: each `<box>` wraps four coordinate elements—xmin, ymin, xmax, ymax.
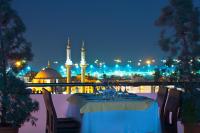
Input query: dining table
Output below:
<box><xmin>67</xmin><ymin>93</ymin><xmax>162</xmax><ymax>133</ymax></box>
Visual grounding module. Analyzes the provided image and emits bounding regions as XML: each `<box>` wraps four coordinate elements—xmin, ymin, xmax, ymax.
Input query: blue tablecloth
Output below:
<box><xmin>81</xmin><ymin>101</ymin><xmax>161</xmax><ymax>133</ymax></box>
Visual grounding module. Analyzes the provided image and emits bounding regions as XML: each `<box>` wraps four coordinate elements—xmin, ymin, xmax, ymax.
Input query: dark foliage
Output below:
<box><xmin>0</xmin><ymin>0</ymin><xmax>33</xmax><ymax>63</ymax></box>
<box><xmin>156</xmin><ymin>0</ymin><xmax>200</xmax><ymax>123</ymax></box>
<box><xmin>0</xmin><ymin>0</ymin><xmax>39</xmax><ymax>127</ymax></box>
<box><xmin>0</xmin><ymin>74</ymin><xmax>39</xmax><ymax>127</ymax></box>
<box><xmin>155</xmin><ymin>0</ymin><xmax>200</xmax><ymax>81</ymax></box>
<box><xmin>154</xmin><ymin>0</ymin><xmax>200</xmax><ymax>82</ymax></box>
<box><xmin>154</xmin><ymin>68</ymin><xmax>162</xmax><ymax>82</ymax></box>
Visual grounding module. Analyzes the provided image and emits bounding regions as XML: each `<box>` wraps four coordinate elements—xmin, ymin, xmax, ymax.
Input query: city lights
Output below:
<box><xmin>26</xmin><ymin>66</ymin><xmax>31</xmax><ymax>71</ymax></box>
<box><xmin>94</xmin><ymin>59</ymin><xmax>99</xmax><ymax>64</ymax></box>
<box><xmin>17</xmin><ymin>59</ymin><xmax>178</xmax><ymax>79</ymax></box>
<box><xmin>115</xmin><ymin>64</ymin><xmax>119</xmax><ymax>68</ymax></box>
<box><xmin>114</xmin><ymin>59</ymin><xmax>122</xmax><ymax>63</ymax></box>
<box><xmin>146</xmin><ymin>60</ymin><xmax>151</xmax><ymax>65</ymax></box>
<box><xmin>54</xmin><ymin>61</ymin><xmax>58</xmax><ymax>64</ymax></box>
<box><xmin>161</xmin><ymin>59</ymin><xmax>167</xmax><ymax>63</ymax></box>
<box><xmin>74</xmin><ymin>63</ymin><xmax>79</xmax><ymax>69</ymax></box>
<box><xmin>127</xmin><ymin>60</ymin><xmax>132</xmax><ymax>63</ymax></box>
<box><xmin>90</xmin><ymin>65</ymin><xmax>94</xmax><ymax>69</ymax></box>
<box><xmin>126</xmin><ymin>64</ymin><xmax>131</xmax><ymax>68</ymax></box>
<box><xmin>15</xmin><ymin>61</ymin><xmax>22</xmax><ymax>67</ymax></box>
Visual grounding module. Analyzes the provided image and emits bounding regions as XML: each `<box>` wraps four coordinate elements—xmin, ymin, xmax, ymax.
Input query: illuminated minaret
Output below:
<box><xmin>47</xmin><ymin>60</ymin><xmax>51</xmax><ymax>68</ymax></box>
<box><xmin>65</xmin><ymin>37</ymin><xmax>73</xmax><ymax>93</ymax></box>
<box><xmin>80</xmin><ymin>41</ymin><xmax>87</xmax><ymax>93</ymax></box>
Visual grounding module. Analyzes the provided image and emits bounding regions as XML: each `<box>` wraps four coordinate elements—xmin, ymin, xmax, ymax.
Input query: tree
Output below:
<box><xmin>0</xmin><ymin>0</ymin><xmax>33</xmax><ymax>65</ymax></box>
<box><xmin>154</xmin><ymin>68</ymin><xmax>162</xmax><ymax>82</ymax></box>
<box><xmin>155</xmin><ymin>0</ymin><xmax>200</xmax><ymax>82</ymax></box>
<box><xmin>156</xmin><ymin>0</ymin><xmax>200</xmax><ymax>124</ymax></box>
<box><xmin>0</xmin><ymin>0</ymin><xmax>38</xmax><ymax>127</ymax></box>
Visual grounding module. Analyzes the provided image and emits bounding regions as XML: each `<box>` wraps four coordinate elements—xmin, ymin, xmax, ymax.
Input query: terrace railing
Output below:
<box><xmin>26</xmin><ymin>81</ymin><xmax>200</xmax><ymax>87</ymax></box>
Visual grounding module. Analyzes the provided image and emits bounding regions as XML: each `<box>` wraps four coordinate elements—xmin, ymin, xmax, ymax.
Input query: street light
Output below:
<box><xmin>114</xmin><ymin>59</ymin><xmax>122</xmax><ymax>63</ymax></box>
<box><xmin>90</xmin><ymin>65</ymin><xmax>94</xmax><ymax>69</ymax></box>
<box><xmin>26</xmin><ymin>66</ymin><xmax>31</xmax><ymax>71</ymax></box>
<box><xmin>15</xmin><ymin>61</ymin><xmax>22</xmax><ymax>68</ymax></box>
<box><xmin>146</xmin><ymin>60</ymin><xmax>151</xmax><ymax>65</ymax></box>
<box><xmin>127</xmin><ymin>60</ymin><xmax>132</xmax><ymax>63</ymax></box>
<box><xmin>115</xmin><ymin>64</ymin><xmax>119</xmax><ymax>68</ymax></box>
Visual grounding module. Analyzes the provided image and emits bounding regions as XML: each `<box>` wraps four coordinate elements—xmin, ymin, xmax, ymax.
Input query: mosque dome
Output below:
<box><xmin>34</xmin><ymin>67</ymin><xmax>62</xmax><ymax>79</ymax></box>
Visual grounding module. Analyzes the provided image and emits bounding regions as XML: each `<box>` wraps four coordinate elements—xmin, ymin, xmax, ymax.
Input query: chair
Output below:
<box><xmin>163</xmin><ymin>89</ymin><xmax>181</xmax><ymax>133</ymax></box>
<box><xmin>42</xmin><ymin>88</ymin><xmax>81</xmax><ymax>133</ymax></box>
<box><xmin>156</xmin><ymin>86</ymin><xmax>168</xmax><ymax>121</ymax></box>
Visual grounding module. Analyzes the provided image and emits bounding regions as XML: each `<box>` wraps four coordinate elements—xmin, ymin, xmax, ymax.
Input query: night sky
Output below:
<box><xmin>13</xmin><ymin>0</ymin><xmax>200</xmax><ymax>70</ymax></box>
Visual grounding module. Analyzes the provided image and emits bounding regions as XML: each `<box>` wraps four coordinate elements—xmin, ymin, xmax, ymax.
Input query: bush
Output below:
<box><xmin>0</xmin><ymin>73</ymin><xmax>39</xmax><ymax>127</ymax></box>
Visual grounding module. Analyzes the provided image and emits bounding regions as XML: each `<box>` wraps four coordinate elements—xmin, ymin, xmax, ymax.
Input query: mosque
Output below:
<box><xmin>30</xmin><ymin>38</ymin><xmax>100</xmax><ymax>94</ymax></box>
<box><xmin>27</xmin><ymin>38</ymin><xmax>156</xmax><ymax>94</ymax></box>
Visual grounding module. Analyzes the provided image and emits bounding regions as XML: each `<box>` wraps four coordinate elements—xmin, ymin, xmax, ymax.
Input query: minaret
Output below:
<box><xmin>47</xmin><ymin>60</ymin><xmax>51</xmax><ymax>68</ymax></box>
<box><xmin>80</xmin><ymin>41</ymin><xmax>87</xmax><ymax>93</ymax></box>
<box><xmin>65</xmin><ymin>37</ymin><xmax>73</xmax><ymax>93</ymax></box>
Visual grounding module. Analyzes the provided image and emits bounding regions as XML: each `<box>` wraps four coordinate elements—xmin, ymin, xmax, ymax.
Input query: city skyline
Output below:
<box><xmin>13</xmin><ymin>0</ymin><xmax>200</xmax><ymax>69</ymax></box>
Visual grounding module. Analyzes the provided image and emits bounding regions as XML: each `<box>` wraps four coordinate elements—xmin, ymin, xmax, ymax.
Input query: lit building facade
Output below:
<box><xmin>65</xmin><ymin>38</ymin><xmax>73</xmax><ymax>93</ymax></box>
<box><xmin>80</xmin><ymin>41</ymin><xmax>88</xmax><ymax>93</ymax></box>
<box><xmin>31</xmin><ymin>62</ymin><xmax>64</xmax><ymax>93</ymax></box>
<box><xmin>25</xmin><ymin>38</ymin><xmax>159</xmax><ymax>94</ymax></box>
<box><xmin>28</xmin><ymin>38</ymin><xmax>99</xmax><ymax>94</ymax></box>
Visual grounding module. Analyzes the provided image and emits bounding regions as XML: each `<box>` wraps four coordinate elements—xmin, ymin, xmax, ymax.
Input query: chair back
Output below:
<box><xmin>164</xmin><ymin>89</ymin><xmax>181</xmax><ymax>133</ymax></box>
<box><xmin>42</xmin><ymin>88</ymin><xmax>57</xmax><ymax>133</ymax></box>
<box><xmin>157</xmin><ymin>86</ymin><xmax>168</xmax><ymax>120</ymax></box>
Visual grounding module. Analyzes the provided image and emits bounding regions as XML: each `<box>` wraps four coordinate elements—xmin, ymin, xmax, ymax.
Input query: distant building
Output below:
<box><xmin>70</xmin><ymin>74</ymin><xmax>100</xmax><ymax>93</ymax></box>
<box><xmin>31</xmin><ymin>62</ymin><xmax>65</xmax><ymax>93</ymax></box>
<box><xmin>25</xmin><ymin>37</ymin><xmax>155</xmax><ymax>94</ymax></box>
<box><xmin>29</xmin><ymin>59</ymin><xmax>99</xmax><ymax>93</ymax></box>
<box><xmin>32</xmin><ymin>68</ymin><xmax>63</xmax><ymax>84</ymax></box>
